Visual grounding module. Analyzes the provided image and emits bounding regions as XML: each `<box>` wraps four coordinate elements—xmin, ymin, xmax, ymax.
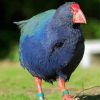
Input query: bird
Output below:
<box><xmin>15</xmin><ymin>2</ymin><xmax>86</xmax><ymax>100</ymax></box>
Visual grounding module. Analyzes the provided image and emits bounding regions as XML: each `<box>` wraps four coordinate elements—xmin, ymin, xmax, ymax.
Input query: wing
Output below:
<box><xmin>18</xmin><ymin>10</ymin><xmax>56</xmax><ymax>69</ymax></box>
<box><xmin>14</xmin><ymin>10</ymin><xmax>56</xmax><ymax>35</ymax></box>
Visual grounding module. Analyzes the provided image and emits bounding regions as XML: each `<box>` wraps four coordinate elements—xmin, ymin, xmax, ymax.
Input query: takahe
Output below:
<box><xmin>15</xmin><ymin>2</ymin><xmax>86</xmax><ymax>100</ymax></box>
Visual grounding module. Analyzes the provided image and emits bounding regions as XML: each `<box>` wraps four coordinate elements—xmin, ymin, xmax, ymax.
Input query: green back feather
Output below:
<box><xmin>14</xmin><ymin>10</ymin><xmax>56</xmax><ymax>35</ymax></box>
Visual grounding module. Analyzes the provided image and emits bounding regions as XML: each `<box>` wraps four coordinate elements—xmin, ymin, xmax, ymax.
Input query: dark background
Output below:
<box><xmin>0</xmin><ymin>0</ymin><xmax>100</xmax><ymax>60</ymax></box>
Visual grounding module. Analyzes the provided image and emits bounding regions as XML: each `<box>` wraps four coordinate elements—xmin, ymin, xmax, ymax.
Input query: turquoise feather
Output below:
<box><xmin>14</xmin><ymin>10</ymin><xmax>56</xmax><ymax>36</ymax></box>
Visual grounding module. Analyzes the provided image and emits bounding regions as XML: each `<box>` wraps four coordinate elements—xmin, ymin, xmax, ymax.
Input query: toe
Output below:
<box><xmin>63</xmin><ymin>94</ymin><xmax>74</xmax><ymax>100</ymax></box>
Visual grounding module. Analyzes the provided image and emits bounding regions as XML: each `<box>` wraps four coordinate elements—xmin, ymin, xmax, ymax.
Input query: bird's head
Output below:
<box><xmin>55</xmin><ymin>2</ymin><xmax>86</xmax><ymax>25</ymax></box>
<box><xmin>70</xmin><ymin>3</ymin><xmax>86</xmax><ymax>24</ymax></box>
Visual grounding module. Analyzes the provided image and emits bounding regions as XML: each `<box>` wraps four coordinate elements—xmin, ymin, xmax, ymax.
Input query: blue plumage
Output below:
<box><xmin>16</xmin><ymin>2</ymin><xmax>84</xmax><ymax>83</ymax></box>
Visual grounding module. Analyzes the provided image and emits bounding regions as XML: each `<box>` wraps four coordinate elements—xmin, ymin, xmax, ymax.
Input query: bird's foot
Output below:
<box><xmin>62</xmin><ymin>94</ymin><xmax>79</xmax><ymax>100</ymax></box>
<box><xmin>63</xmin><ymin>94</ymin><xmax>73</xmax><ymax>100</ymax></box>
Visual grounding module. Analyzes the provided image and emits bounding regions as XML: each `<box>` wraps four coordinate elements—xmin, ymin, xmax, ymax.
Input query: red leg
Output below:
<box><xmin>58</xmin><ymin>78</ymin><xmax>75</xmax><ymax>100</ymax></box>
<box><xmin>35</xmin><ymin>77</ymin><xmax>44</xmax><ymax>100</ymax></box>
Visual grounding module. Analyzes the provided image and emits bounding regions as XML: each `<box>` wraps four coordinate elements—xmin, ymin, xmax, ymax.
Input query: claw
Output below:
<box><xmin>74</xmin><ymin>97</ymin><xmax>80</xmax><ymax>100</ymax></box>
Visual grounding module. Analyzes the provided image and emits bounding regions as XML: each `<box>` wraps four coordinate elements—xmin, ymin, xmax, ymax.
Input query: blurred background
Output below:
<box><xmin>0</xmin><ymin>0</ymin><xmax>100</xmax><ymax>100</ymax></box>
<box><xmin>0</xmin><ymin>0</ymin><xmax>100</xmax><ymax>61</ymax></box>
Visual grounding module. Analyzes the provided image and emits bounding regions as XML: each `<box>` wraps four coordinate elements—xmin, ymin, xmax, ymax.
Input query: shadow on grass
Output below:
<box><xmin>79</xmin><ymin>95</ymin><xmax>100</xmax><ymax>100</ymax></box>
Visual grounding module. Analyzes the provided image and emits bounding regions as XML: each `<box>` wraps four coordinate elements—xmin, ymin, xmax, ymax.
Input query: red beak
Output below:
<box><xmin>73</xmin><ymin>9</ymin><xmax>87</xmax><ymax>24</ymax></box>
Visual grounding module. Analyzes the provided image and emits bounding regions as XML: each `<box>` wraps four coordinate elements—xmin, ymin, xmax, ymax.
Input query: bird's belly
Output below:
<box><xmin>20</xmin><ymin>35</ymin><xmax>84</xmax><ymax>81</ymax></box>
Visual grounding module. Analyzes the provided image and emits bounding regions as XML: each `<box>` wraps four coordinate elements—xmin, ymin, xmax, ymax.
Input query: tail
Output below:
<box><xmin>13</xmin><ymin>20</ymin><xmax>29</xmax><ymax>29</ymax></box>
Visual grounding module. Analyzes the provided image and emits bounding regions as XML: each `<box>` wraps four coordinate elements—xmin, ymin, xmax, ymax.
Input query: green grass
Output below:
<box><xmin>0</xmin><ymin>61</ymin><xmax>100</xmax><ymax>100</ymax></box>
<box><xmin>69</xmin><ymin>66</ymin><xmax>100</xmax><ymax>88</ymax></box>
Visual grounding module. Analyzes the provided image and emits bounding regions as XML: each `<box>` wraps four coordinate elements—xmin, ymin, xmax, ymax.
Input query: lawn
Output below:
<box><xmin>0</xmin><ymin>61</ymin><xmax>100</xmax><ymax>100</ymax></box>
